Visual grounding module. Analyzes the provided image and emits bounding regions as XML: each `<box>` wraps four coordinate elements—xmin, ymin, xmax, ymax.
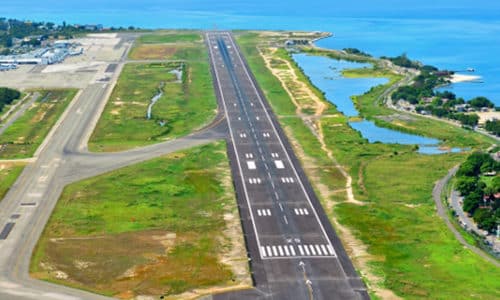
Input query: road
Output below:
<box><xmin>205</xmin><ymin>31</ymin><xmax>367</xmax><ymax>299</ymax></box>
<box><xmin>432</xmin><ymin>166</ymin><xmax>499</xmax><ymax>267</ymax></box>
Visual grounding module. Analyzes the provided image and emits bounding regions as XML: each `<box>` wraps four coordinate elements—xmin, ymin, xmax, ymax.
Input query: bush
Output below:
<box><xmin>0</xmin><ymin>87</ymin><xmax>21</xmax><ymax>111</ymax></box>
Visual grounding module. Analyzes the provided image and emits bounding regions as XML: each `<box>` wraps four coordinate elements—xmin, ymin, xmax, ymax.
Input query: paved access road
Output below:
<box><xmin>205</xmin><ymin>31</ymin><xmax>368</xmax><ymax>300</ymax></box>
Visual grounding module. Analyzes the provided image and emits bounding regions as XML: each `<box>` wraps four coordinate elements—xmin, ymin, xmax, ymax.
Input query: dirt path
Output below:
<box><xmin>259</xmin><ymin>46</ymin><xmax>400</xmax><ymax>299</ymax></box>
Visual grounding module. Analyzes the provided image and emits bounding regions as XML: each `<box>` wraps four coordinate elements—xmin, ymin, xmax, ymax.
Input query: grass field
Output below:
<box><xmin>89</xmin><ymin>46</ymin><xmax>216</xmax><ymax>152</ymax></box>
<box><xmin>129</xmin><ymin>32</ymin><xmax>203</xmax><ymax>60</ymax></box>
<box><xmin>138</xmin><ymin>32</ymin><xmax>202</xmax><ymax>44</ymax></box>
<box><xmin>236</xmin><ymin>31</ymin><xmax>499</xmax><ymax>299</ymax></box>
<box><xmin>0</xmin><ymin>89</ymin><xmax>77</xmax><ymax>159</ymax></box>
<box><xmin>31</xmin><ymin>142</ymin><xmax>248</xmax><ymax>299</ymax></box>
<box><xmin>0</xmin><ymin>162</ymin><xmax>25</xmax><ymax>201</ymax></box>
<box><xmin>90</xmin><ymin>31</ymin><xmax>216</xmax><ymax>152</ymax></box>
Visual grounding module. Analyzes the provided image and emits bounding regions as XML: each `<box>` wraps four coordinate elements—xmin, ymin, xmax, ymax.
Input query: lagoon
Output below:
<box><xmin>292</xmin><ymin>53</ymin><xmax>461</xmax><ymax>154</ymax></box>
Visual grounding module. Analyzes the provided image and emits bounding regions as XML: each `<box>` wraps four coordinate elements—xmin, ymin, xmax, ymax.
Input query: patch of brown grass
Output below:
<box><xmin>129</xmin><ymin>45</ymin><xmax>178</xmax><ymax>60</ymax></box>
<box><xmin>32</xmin><ymin>229</ymin><xmax>236</xmax><ymax>298</ymax></box>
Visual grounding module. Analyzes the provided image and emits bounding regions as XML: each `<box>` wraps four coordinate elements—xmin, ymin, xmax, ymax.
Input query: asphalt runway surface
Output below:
<box><xmin>205</xmin><ymin>31</ymin><xmax>368</xmax><ymax>300</ymax></box>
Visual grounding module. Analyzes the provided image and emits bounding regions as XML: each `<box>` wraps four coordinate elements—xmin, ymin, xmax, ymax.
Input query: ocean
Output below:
<box><xmin>1</xmin><ymin>0</ymin><xmax>500</xmax><ymax>105</ymax></box>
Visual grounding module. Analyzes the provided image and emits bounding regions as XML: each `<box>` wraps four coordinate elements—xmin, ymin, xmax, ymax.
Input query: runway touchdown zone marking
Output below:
<box><xmin>257</xmin><ymin>209</ymin><xmax>272</xmax><ymax>216</ymax></box>
<box><xmin>294</xmin><ymin>208</ymin><xmax>310</xmax><ymax>215</ymax></box>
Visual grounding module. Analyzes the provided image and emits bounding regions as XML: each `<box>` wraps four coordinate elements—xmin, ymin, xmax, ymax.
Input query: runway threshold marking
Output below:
<box><xmin>260</xmin><ymin>244</ymin><xmax>335</xmax><ymax>259</ymax></box>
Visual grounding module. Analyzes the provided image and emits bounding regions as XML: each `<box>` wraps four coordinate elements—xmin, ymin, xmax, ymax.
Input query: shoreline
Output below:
<box><xmin>449</xmin><ymin>73</ymin><xmax>482</xmax><ymax>83</ymax></box>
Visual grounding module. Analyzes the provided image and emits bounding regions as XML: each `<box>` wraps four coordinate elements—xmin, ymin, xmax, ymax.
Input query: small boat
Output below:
<box><xmin>466</xmin><ymin>67</ymin><xmax>475</xmax><ymax>72</ymax></box>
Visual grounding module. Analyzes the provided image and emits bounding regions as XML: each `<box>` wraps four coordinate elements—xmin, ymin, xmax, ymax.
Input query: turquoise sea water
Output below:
<box><xmin>1</xmin><ymin>1</ymin><xmax>498</xmax><ymax>105</ymax></box>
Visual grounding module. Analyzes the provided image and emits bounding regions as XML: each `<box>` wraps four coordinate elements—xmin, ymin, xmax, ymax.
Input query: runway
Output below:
<box><xmin>205</xmin><ymin>31</ymin><xmax>368</xmax><ymax>299</ymax></box>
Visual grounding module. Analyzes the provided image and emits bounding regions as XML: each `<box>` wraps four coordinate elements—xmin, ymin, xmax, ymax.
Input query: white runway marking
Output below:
<box><xmin>294</xmin><ymin>208</ymin><xmax>310</xmax><ymax>215</ymax></box>
<box><xmin>261</xmin><ymin>244</ymin><xmax>334</xmax><ymax>258</ymax></box>
<box><xmin>274</xmin><ymin>160</ymin><xmax>285</xmax><ymax>169</ymax></box>
<box><xmin>248</xmin><ymin>178</ymin><xmax>262</xmax><ymax>184</ymax></box>
<box><xmin>247</xmin><ymin>161</ymin><xmax>256</xmax><ymax>170</ymax></box>
<box><xmin>257</xmin><ymin>209</ymin><xmax>272</xmax><ymax>216</ymax></box>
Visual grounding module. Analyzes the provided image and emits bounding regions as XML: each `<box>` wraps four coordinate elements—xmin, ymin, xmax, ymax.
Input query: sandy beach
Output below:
<box><xmin>477</xmin><ymin>111</ymin><xmax>500</xmax><ymax>124</ymax></box>
<box><xmin>450</xmin><ymin>73</ymin><xmax>481</xmax><ymax>83</ymax></box>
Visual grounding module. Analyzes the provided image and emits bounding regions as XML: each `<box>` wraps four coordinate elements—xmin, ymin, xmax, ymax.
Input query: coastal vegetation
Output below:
<box><xmin>455</xmin><ymin>152</ymin><xmax>500</xmax><ymax>232</ymax></box>
<box><xmin>0</xmin><ymin>89</ymin><xmax>77</xmax><ymax>159</ymax></box>
<box><xmin>342</xmin><ymin>48</ymin><xmax>371</xmax><ymax>57</ymax></box>
<box><xmin>90</xmin><ymin>32</ymin><xmax>216</xmax><ymax>152</ymax></box>
<box><xmin>31</xmin><ymin>142</ymin><xmax>249</xmax><ymax>299</ymax></box>
<box><xmin>393</xmin><ymin>76</ymin><xmax>495</xmax><ymax>128</ymax></box>
<box><xmin>381</xmin><ymin>53</ymin><xmax>422</xmax><ymax>69</ymax></box>
<box><xmin>236</xmin><ymin>31</ymin><xmax>499</xmax><ymax>299</ymax></box>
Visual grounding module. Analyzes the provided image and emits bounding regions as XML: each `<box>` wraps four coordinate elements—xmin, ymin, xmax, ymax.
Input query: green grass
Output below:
<box><xmin>0</xmin><ymin>89</ymin><xmax>77</xmax><ymax>159</ymax></box>
<box><xmin>236</xmin><ymin>31</ymin><xmax>500</xmax><ymax>299</ymax></box>
<box><xmin>335</xmin><ymin>154</ymin><xmax>499</xmax><ymax>299</ymax></box>
<box><xmin>138</xmin><ymin>32</ymin><xmax>202</xmax><ymax>44</ymax></box>
<box><xmin>89</xmin><ymin>48</ymin><xmax>216</xmax><ymax>152</ymax></box>
<box><xmin>0</xmin><ymin>163</ymin><xmax>25</xmax><ymax>201</ymax></box>
<box><xmin>31</xmin><ymin>142</ymin><xmax>241</xmax><ymax>298</ymax></box>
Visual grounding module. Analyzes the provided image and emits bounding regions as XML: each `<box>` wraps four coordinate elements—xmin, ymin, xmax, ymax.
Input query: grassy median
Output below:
<box><xmin>0</xmin><ymin>89</ymin><xmax>77</xmax><ymax>159</ymax></box>
<box><xmin>31</xmin><ymin>141</ymin><xmax>249</xmax><ymax>299</ymax></box>
<box><xmin>236</xmin><ymin>31</ymin><xmax>499</xmax><ymax>299</ymax></box>
<box><xmin>0</xmin><ymin>162</ymin><xmax>25</xmax><ymax>201</ymax></box>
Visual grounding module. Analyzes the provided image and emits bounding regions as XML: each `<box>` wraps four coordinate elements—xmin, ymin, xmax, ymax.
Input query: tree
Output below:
<box><xmin>451</xmin><ymin>113</ymin><xmax>479</xmax><ymax>127</ymax></box>
<box><xmin>492</xmin><ymin>177</ymin><xmax>500</xmax><ymax>193</ymax></box>
<box><xmin>473</xmin><ymin>208</ymin><xmax>496</xmax><ymax>232</ymax></box>
<box><xmin>0</xmin><ymin>87</ymin><xmax>21</xmax><ymax>112</ymax></box>
<box><xmin>463</xmin><ymin>191</ymin><xmax>482</xmax><ymax>214</ymax></box>
<box><xmin>469</xmin><ymin>96</ymin><xmax>494</xmax><ymax>109</ymax></box>
<box><xmin>455</xmin><ymin>176</ymin><xmax>478</xmax><ymax>195</ymax></box>
<box><xmin>484</xmin><ymin>120</ymin><xmax>500</xmax><ymax>136</ymax></box>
